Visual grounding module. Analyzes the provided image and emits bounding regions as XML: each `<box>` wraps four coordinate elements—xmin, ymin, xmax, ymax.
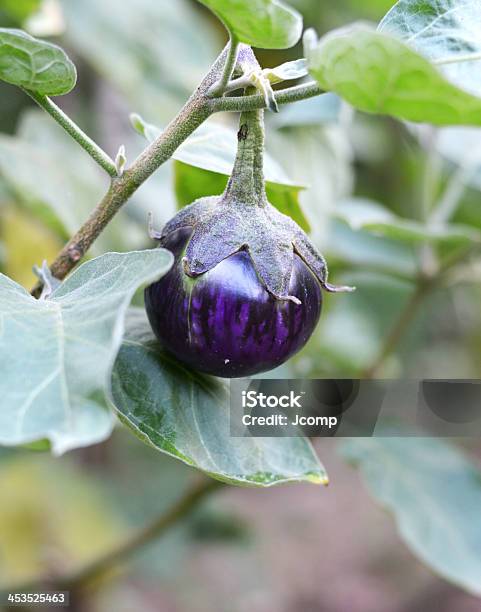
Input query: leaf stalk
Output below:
<box><xmin>23</xmin><ymin>90</ymin><xmax>118</xmax><ymax>178</ymax></box>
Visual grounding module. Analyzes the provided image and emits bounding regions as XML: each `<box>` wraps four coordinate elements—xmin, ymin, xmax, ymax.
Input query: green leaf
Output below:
<box><xmin>327</xmin><ymin>221</ymin><xmax>418</xmax><ymax>279</ymax></box>
<box><xmin>132</xmin><ymin>114</ymin><xmax>302</xmax><ymax>187</ymax></box>
<box><xmin>335</xmin><ymin>198</ymin><xmax>481</xmax><ymax>246</ymax></box>
<box><xmin>0</xmin><ymin>249</ymin><xmax>173</xmax><ymax>455</ymax></box>
<box><xmin>0</xmin><ymin>27</ymin><xmax>76</xmax><ymax>95</ymax></box>
<box><xmin>308</xmin><ymin>23</ymin><xmax>481</xmax><ymax>126</ymax></box>
<box><xmin>379</xmin><ymin>0</ymin><xmax>481</xmax><ymax>96</ymax></box>
<box><xmin>111</xmin><ymin>309</ymin><xmax>328</xmax><ymax>487</ymax></box>
<box><xmin>132</xmin><ymin>115</ymin><xmax>310</xmax><ymax>231</ymax></box>
<box><xmin>197</xmin><ymin>0</ymin><xmax>302</xmax><ymax>49</ymax></box>
<box><xmin>363</xmin><ymin>220</ymin><xmax>481</xmax><ymax>246</ymax></box>
<box><xmin>342</xmin><ymin>438</ymin><xmax>481</xmax><ymax>596</ymax></box>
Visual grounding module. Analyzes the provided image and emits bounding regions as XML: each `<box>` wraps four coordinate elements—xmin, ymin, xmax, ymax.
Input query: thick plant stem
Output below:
<box><xmin>224</xmin><ymin>108</ymin><xmax>266</xmax><ymax>204</ymax></box>
<box><xmin>1</xmin><ymin>479</ymin><xmax>222</xmax><ymax>595</ymax></box>
<box><xmin>23</xmin><ymin>90</ymin><xmax>118</xmax><ymax>178</ymax></box>
<box><xmin>30</xmin><ymin>43</ymin><xmax>231</xmax><ymax>295</ymax></box>
<box><xmin>31</xmin><ymin>98</ymin><xmax>211</xmax><ymax>296</ymax></box>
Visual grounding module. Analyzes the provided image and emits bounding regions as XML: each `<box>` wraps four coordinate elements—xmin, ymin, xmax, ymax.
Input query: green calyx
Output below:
<box><xmin>155</xmin><ymin>62</ymin><xmax>355</xmax><ymax>302</ymax></box>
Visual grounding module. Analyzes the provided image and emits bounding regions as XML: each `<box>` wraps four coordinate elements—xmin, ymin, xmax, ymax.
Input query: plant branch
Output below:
<box><xmin>29</xmin><ymin>45</ymin><xmax>236</xmax><ymax>295</ymax></box>
<box><xmin>361</xmin><ymin>278</ymin><xmax>435</xmax><ymax>379</ymax></box>
<box><xmin>31</xmin><ymin>95</ymin><xmax>211</xmax><ymax>296</ymax></box>
<box><xmin>23</xmin><ymin>90</ymin><xmax>118</xmax><ymax>178</ymax></box>
<box><xmin>31</xmin><ymin>49</ymin><xmax>324</xmax><ymax>296</ymax></box>
<box><xmin>210</xmin><ymin>81</ymin><xmax>323</xmax><ymax>112</ymax></box>
<box><xmin>1</xmin><ymin>479</ymin><xmax>223</xmax><ymax>595</ymax></box>
<box><xmin>209</xmin><ymin>35</ymin><xmax>239</xmax><ymax>96</ymax></box>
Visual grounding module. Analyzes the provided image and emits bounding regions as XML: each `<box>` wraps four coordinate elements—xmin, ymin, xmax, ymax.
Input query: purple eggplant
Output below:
<box><xmin>145</xmin><ymin>226</ymin><xmax>322</xmax><ymax>377</ymax></box>
<box><xmin>145</xmin><ymin>104</ymin><xmax>354</xmax><ymax>378</ymax></box>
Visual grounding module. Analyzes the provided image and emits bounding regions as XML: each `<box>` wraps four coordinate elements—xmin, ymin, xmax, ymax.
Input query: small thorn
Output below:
<box><xmin>33</xmin><ymin>260</ymin><xmax>61</xmax><ymax>300</ymax></box>
<box><xmin>148</xmin><ymin>212</ymin><xmax>162</xmax><ymax>241</ymax></box>
<box><xmin>322</xmin><ymin>282</ymin><xmax>356</xmax><ymax>293</ymax></box>
<box><xmin>115</xmin><ymin>144</ymin><xmax>126</xmax><ymax>176</ymax></box>
<box><xmin>271</xmin><ymin>292</ymin><xmax>302</xmax><ymax>305</ymax></box>
<box><xmin>182</xmin><ymin>257</ymin><xmax>197</xmax><ymax>277</ymax></box>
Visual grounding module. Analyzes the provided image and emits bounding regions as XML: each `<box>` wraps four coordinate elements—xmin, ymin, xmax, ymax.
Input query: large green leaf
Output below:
<box><xmin>133</xmin><ymin>114</ymin><xmax>310</xmax><ymax>231</ymax></box>
<box><xmin>132</xmin><ymin>114</ymin><xmax>303</xmax><ymax>188</ymax></box>
<box><xmin>0</xmin><ymin>249</ymin><xmax>173</xmax><ymax>454</ymax></box>
<box><xmin>335</xmin><ymin>198</ymin><xmax>481</xmax><ymax>247</ymax></box>
<box><xmin>379</xmin><ymin>0</ymin><xmax>481</xmax><ymax>96</ymax></box>
<box><xmin>307</xmin><ymin>23</ymin><xmax>481</xmax><ymax>126</ymax></box>
<box><xmin>343</xmin><ymin>438</ymin><xmax>481</xmax><ymax>596</ymax></box>
<box><xmin>111</xmin><ymin>309</ymin><xmax>328</xmax><ymax>487</ymax></box>
<box><xmin>0</xmin><ymin>28</ymin><xmax>76</xmax><ymax>95</ymax></box>
<box><xmin>197</xmin><ymin>0</ymin><xmax>302</xmax><ymax>49</ymax></box>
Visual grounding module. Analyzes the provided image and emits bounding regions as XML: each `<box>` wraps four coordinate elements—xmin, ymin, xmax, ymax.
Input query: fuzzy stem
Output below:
<box><xmin>223</xmin><ymin>108</ymin><xmax>267</xmax><ymax>204</ymax></box>
<box><xmin>209</xmin><ymin>35</ymin><xmax>239</xmax><ymax>96</ymax></box>
<box><xmin>31</xmin><ymin>97</ymin><xmax>211</xmax><ymax>295</ymax></box>
<box><xmin>211</xmin><ymin>81</ymin><xmax>323</xmax><ymax>112</ymax></box>
<box><xmin>23</xmin><ymin>90</ymin><xmax>118</xmax><ymax>178</ymax></box>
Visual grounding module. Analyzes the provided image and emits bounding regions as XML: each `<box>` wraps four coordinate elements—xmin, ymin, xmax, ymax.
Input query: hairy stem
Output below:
<box><xmin>209</xmin><ymin>35</ymin><xmax>239</xmax><ymax>96</ymax></box>
<box><xmin>1</xmin><ymin>479</ymin><xmax>222</xmax><ymax>595</ymax></box>
<box><xmin>210</xmin><ymin>81</ymin><xmax>323</xmax><ymax>112</ymax></box>
<box><xmin>23</xmin><ymin>90</ymin><xmax>118</xmax><ymax>178</ymax></box>
<box><xmin>224</xmin><ymin>108</ymin><xmax>266</xmax><ymax>204</ymax></box>
<box><xmin>31</xmin><ymin>97</ymin><xmax>210</xmax><ymax>295</ymax></box>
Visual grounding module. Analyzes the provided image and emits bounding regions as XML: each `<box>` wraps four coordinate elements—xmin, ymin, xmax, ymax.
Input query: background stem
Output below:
<box><xmin>23</xmin><ymin>90</ymin><xmax>118</xmax><ymax>178</ymax></box>
<box><xmin>361</xmin><ymin>280</ymin><xmax>433</xmax><ymax>379</ymax></box>
<box><xmin>1</xmin><ymin>479</ymin><xmax>222</xmax><ymax>595</ymax></box>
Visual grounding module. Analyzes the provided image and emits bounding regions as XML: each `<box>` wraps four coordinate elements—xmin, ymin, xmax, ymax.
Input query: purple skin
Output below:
<box><xmin>145</xmin><ymin>227</ymin><xmax>322</xmax><ymax>378</ymax></box>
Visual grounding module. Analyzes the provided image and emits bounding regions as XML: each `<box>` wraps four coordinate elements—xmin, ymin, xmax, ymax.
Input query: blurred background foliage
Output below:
<box><xmin>0</xmin><ymin>0</ymin><xmax>481</xmax><ymax>610</ymax></box>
